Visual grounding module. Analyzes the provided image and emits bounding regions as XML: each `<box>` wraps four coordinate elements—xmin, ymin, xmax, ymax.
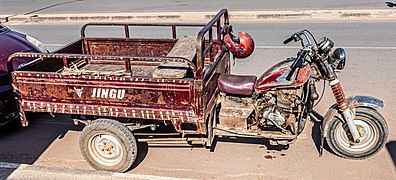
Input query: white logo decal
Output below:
<box><xmin>74</xmin><ymin>87</ymin><xmax>84</xmax><ymax>98</ymax></box>
<box><xmin>91</xmin><ymin>88</ymin><xmax>125</xmax><ymax>100</ymax></box>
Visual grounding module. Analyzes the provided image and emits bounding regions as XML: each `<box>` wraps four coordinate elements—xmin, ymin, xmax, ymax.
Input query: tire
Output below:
<box><xmin>326</xmin><ymin>107</ymin><xmax>388</xmax><ymax>159</ymax></box>
<box><xmin>79</xmin><ymin>119</ymin><xmax>137</xmax><ymax>172</ymax></box>
<box><xmin>206</xmin><ymin>104</ymin><xmax>219</xmax><ymax>148</ymax></box>
<box><xmin>206</xmin><ymin>109</ymin><xmax>215</xmax><ymax>148</ymax></box>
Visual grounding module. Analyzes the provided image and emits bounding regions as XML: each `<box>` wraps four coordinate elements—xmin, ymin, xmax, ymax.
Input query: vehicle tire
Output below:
<box><xmin>326</xmin><ymin>107</ymin><xmax>388</xmax><ymax>159</ymax></box>
<box><xmin>206</xmin><ymin>109</ymin><xmax>215</xmax><ymax>148</ymax></box>
<box><xmin>79</xmin><ymin>119</ymin><xmax>137</xmax><ymax>172</ymax></box>
<box><xmin>206</xmin><ymin>104</ymin><xmax>219</xmax><ymax>148</ymax></box>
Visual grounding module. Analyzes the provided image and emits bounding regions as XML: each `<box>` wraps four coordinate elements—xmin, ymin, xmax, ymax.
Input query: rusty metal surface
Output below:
<box><xmin>218</xmin><ymin>96</ymin><xmax>254</xmax><ymax>129</ymax></box>
<box><xmin>197</xmin><ymin>9</ymin><xmax>230</xmax><ymax>79</ymax></box>
<box><xmin>8</xmin><ymin>9</ymin><xmax>231</xmax><ymax>136</ymax></box>
<box><xmin>13</xmin><ymin>71</ymin><xmax>194</xmax><ymax>108</ymax></box>
<box><xmin>84</xmin><ymin>38</ymin><xmax>176</xmax><ymax>57</ymax></box>
<box><xmin>347</xmin><ymin>95</ymin><xmax>384</xmax><ymax>109</ymax></box>
<box><xmin>9</xmin><ymin>53</ymin><xmax>199</xmax><ymax>133</ymax></box>
<box><xmin>8</xmin><ymin>53</ymin><xmax>197</xmax><ymax>75</ymax></box>
<box><xmin>202</xmin><ymin>51</ymin><xmax>229</xmax><ymax>123</ymax></box>
<box><xmin>214</xmin><ymin>126</ymin><xmax>295</xmax><ymax>140</ymax></box>
<box><xmin>81</xmin><ymin>23</ymin><xmax>207</xmax><ymax>39</ymax></box>
<box><xmin>200</xmin><ymin>9</ymin><xmax>231</xmax><ymax>122</ymax></box>
<box><xmin>12</xmin><ymin>70</ymin><xmax>198</xmax><ymax>130</ymax></box>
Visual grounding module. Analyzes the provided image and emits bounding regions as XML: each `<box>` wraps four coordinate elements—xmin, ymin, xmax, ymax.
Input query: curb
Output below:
<box><xmin>2</xmin><ymin>9</ymin><xmax>396</xmax><ymax>24</ymax></box>
<box><xmin>0</xmin><ymin>14</ymin><xmax>11</xmax><ymax>23</ymax></box>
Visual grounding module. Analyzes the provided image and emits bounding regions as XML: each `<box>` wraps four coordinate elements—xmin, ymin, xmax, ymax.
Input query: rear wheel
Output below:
<box><xmin>326</xmin><ymin>107</ymin><xmax>388</xmax><ymax>159</ymax></box>
<box><xmin>206</xmin><ymin>105</ymin><xmax>218</xmax><ymax>148</ymax></box>
<box><xmin>79</xmin><ymin>119</ymin><xmax>137</xmax><ymax>172</ymax></box>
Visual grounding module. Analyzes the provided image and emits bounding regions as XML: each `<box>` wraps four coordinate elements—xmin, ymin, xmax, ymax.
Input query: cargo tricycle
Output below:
<box><xmin>8</xmin><ymin>9</ymin><xmax>388</xmax><ymax>172</ymax></box>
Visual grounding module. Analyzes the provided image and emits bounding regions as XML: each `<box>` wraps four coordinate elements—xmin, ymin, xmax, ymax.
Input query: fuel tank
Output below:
<box><xmin>255</xmin><ymin>59</ymin><xmax>311</xmax><ymax>91</ymax></box>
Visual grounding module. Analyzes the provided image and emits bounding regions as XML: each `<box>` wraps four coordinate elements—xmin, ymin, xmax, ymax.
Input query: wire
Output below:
<box><xmin>303</xmin><ymin>29</ymin><xmax>318</xmax><ymax>46</ymax></box>
<box><xmin>313</xmin><ymin>80</ymin><xmax>326</xmax><ymax>107</ymax></box>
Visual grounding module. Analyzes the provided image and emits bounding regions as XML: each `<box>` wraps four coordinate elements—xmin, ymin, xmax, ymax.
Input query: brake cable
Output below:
<box><xmin>313</xmin><ymin>80</ymin><xmax>326</xmax><ymax>107</ymax></box>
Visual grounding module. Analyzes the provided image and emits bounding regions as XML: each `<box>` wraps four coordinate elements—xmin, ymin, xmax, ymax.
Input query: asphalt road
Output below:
<box><xmin>0</xmin><ymin>21</ymin><xmax>395</xmax><ymax>179</ymax></box>
<box><xmin>7</xmin><ymin>21</ymin><xmax>396</xmax><ymax>49</ymax></box>
<box><xmin>0</xmin><ymin>0</ymin><xmax>393</xmax><ymax>15</ymax></box>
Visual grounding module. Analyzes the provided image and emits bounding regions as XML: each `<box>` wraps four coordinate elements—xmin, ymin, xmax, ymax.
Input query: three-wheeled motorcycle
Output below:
<box><xmin>7</xmin><ymin>9</ymin><xmax>388</xmax><ymax>172</ymax></box>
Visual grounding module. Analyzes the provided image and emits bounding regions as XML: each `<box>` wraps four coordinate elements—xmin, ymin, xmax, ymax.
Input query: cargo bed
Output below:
<box><xmin>8</xmin><ymin>9</ymin><xmax>231</xmax><ymax>136</ymax></box>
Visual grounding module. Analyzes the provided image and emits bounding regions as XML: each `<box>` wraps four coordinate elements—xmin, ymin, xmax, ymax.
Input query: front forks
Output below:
<box><xmin>329</xmin><ymin>78</ymin><xmax>361</xmax><ymax>143</ymax></box>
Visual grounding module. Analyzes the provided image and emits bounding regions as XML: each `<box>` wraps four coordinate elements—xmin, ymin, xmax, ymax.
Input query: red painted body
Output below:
<box><xmin>255</xmin><ymin>59</ymin><xmax>311</xmax><ymax>91</ymax></box>
<box><xmin>8</xmin><ymin>10</ymin><xmax>232</xmax><ymax>136</ymax></box>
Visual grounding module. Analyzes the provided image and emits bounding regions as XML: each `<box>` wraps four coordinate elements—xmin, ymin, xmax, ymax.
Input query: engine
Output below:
<box><xmin>217</xmin><ymin>89</ymin><xmax>300</xmax><ymax>133</ymax></box>
<box><xmin>259</xmin><ymin>89</ymin><xmax>299</xmax><ymax>129</ymax></box>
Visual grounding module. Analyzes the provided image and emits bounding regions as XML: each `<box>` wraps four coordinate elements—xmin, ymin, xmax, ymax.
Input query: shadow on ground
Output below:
<box><xmin>130</xmin><ymin>142</ymin><xmax>149</xmax><ymax>170</ymax></box>
<box><xmin>210</xmin><ymin>135</ymin><xmax>290</xmax><ymax>152</ymax></box>
<box><xmin>0</xmin><ymin>168</ymin><xmax>15</xmax><ymax>179</ymax></box>
<box><xmin>0</xmin><ymin>113</ymin><xmax>82</xmax><ymax>164</ymax></box>
<box><xmin>386</xmin><ymin>141</ymin><xmax>396</xmax><ymax>168</ymax></box>
<box><xmin>0</xmin><ymin>113</ymin><xmax>83</xmax><ymax>178</ymax></box>
<box><xmin>310</xmin><ymin>121</ymin><xmax>338</xmax><ymax>157</ymax></box>
<box><xmin>0</xmin><ymin>113</ymin><xmax>154</xmax><ymax>175</ymax></box>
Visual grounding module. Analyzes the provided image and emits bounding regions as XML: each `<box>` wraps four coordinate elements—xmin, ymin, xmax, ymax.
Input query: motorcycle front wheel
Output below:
<box><xmin>326</xmin><ymin>107</ymin><xmax>388</xmax><ymax>159</ymax></box>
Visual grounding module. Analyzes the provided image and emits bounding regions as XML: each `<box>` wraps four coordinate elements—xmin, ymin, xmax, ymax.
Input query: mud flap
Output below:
<box><xmin>17</xmin><ymin>97</ymin><xmax>28</xmax><ymax>127</ymax></box>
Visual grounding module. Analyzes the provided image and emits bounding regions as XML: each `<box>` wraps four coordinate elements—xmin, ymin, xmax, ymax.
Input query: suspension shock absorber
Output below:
<box><xmin>329</xmin><ymin>78</ymin><xmax>361</xmax><ymax>143</ymax></box>
<box><xmin>330</xmin><ymin>79</ymin><xmax>348</xmax><ymax>111</ymax></box>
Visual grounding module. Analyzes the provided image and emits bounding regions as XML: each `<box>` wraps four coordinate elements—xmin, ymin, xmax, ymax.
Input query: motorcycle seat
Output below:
<box><xmin>217</xmin><ymin>73</ymin><xmax>257</xmax><ymax>96</ymax></box>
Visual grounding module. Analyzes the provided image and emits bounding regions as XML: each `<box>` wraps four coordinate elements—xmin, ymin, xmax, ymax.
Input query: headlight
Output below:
<box><xmin>318</xmin><ymin>37</ymin><xmax>334</xmax><ymax>54</ymax></box>
<box><xmin>330</xmin><ymin>48</ymin><xmax>346</xmax><ymax>70</ymax></box>
<box><xmin>25</xmin><ymin>35</ymin><xmax>48</xmax><ymax>53</ymax></box>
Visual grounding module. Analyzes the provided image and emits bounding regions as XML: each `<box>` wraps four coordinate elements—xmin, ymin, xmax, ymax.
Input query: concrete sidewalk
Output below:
<box><xmin>0</xmin><ymin>0</ymin><xmax>392</xmax><ymax>15</ymax></box>
<box><xmin>1</xmin><ymin>161</ymin><xmax>186</xmax><ymax>180</ymax></box>
<box><xmin>1</xmin><ymin>9</ymin><xmax>396</xmax><ymax>24</ymax></box>
<box><xmin>1</xmin><ymin>0</ymin><xmax>395</xmax><ymax>24</ymax></box>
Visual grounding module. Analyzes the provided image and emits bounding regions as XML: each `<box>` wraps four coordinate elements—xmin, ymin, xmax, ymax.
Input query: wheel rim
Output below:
<box><xmin>88</xmin><ymin>133</ymin><xmax>124</xmax><ymax>166</ymax></box>
<box><xmin>334</xmin><ymin>117</ymin><xmax>379</xmax><ymax>153</ymax></box>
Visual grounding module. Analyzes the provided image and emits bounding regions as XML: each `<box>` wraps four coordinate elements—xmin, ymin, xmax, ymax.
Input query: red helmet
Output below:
<box><xmin>224</xmin><ymin>32</ymin><xmax>254</xmax><ymax>59</ymax></box>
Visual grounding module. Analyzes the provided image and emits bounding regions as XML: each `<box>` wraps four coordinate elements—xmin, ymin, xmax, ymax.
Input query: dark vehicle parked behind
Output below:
<box><xmin>0</xmin><ymin>23</ymin><xmax>47</xmax><ymax>126</ymax></box>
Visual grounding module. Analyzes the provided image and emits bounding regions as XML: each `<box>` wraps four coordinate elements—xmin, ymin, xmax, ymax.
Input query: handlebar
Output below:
<box><xmin>286</xmin><ymin>49</ymin><xmax>308</xmax><ymax>81</ymax></box>
<box><xmin>284</xmin><ymin>30</ymin><xmax>318</xmax><ymax>48</ymax></box>
<box><xmin>283</xmin><ymin>36</ymin><xmax>294</xmax><ymax>45</ymax></box>
<box><xmin>283</xmin><ymin>29</ymin><xmax>319</xmax><ymax>81</ymax></box>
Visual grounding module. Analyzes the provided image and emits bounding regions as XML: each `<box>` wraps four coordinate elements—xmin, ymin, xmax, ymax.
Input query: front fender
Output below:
<box><xmin>319</xmin><ymin>95</ymin><xmax>384</xmax><ymax>156</ymax></box>
<box><xmin>347</xmin><ymin>95</ymin><xmax>384</xmax><ymax>110</ymax></box>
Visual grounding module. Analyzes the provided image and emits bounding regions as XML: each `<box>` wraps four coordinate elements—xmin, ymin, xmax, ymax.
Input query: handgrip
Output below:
<box><xmin>283</xmin><ymin>36</ymin><xmax>294</xmax><ymax>45</ymax></box>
